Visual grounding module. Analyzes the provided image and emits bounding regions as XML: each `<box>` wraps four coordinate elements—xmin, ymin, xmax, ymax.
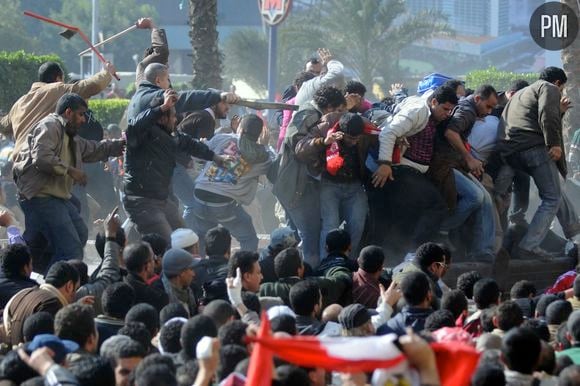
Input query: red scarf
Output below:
<box><xmin>326</xmin><ymin>120</ymin><xmax>380</xmax><ymax>176</ymax></box>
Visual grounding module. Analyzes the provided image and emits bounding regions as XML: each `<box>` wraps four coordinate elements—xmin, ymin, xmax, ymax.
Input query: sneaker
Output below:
<box><xmin>515</xmin><ymin>247</ymin><xmax>556</xmax><ymax>261</ymax></box>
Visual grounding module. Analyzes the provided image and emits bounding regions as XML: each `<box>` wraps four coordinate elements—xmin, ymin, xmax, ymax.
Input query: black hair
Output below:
<box><xmin>102</xmin><ymin>281</ymin><xmax>135</xmax><ymax>319</ymax></box>
<box><xmin>142</xmin><ymin>233</ymin><xmax>168</xmax><ymax>257</ymax></box>
<box><xmin>159</xmin><ymin>319</ymin><xmax>186</xmax><ymax>354</ymax></box>
<box><xmin>177</xmin><ymin>110</ymin><xmax>215</xmax><ymax>139</ymax></box>
<box><xmin>313</xmin><ymin>85</ymin><xmax>346</xmax><ymax>110</ymax></box>
<box><xmin>95</xmin><ymin>228</ymin><xmax>126</xmax><ymax>259</ymax></box>
<box><xmin>68</xmin><ymin>260</ymin><xmax>88</xmax><ymax>286</ymax></box>
<box><xmin>357</xmin><ymin>245</ymin><xmax>384</xmax><ymax>273</ymax></box>
<box><xmin>54</xmin><ymin>304</ymin><xmax>96</xmax><ymax>348</ymax></box>
<box><xmin>294</xmin><ymin>71</ymin><xmax>316</xmax><ymax>90</ymax></box>
<box><xmin>22</xmin><ymin>312</ymin><xmax>54</xmax><ymax>343</ymax></box>
<box><xmin>555</xmin><ymin>355</ymin><xmax>574</xmax><ymax>376</ymax></box>
<box><xmin>242</xmin><ymin>291</ymin><xmax>261</xmax><ymax>314</ymax></box>
<box><xmin>344</xmin><ymin>80</ymin><xmax>367</xmax><ymax>96</ymax></box>
<box><xmin>125</xmin><ymin>303</ymin><xmax>160</xmax><ymax>337</ymax></box>
<box><xmin>45</xmin><ymin>261</ymin><xmax>79</xmax><ymax>289</ymax></box>
<box><xmin>227</xmin><ymin>250</ymin><xmax>259</xmax><ymax>277</ymax></box>
<box><xmin>118</xmin><ymin>338</ymin><xmax>146</xmax><ymax>359</ymax></box>
<box><xmin>474</xmin><ymin>84</ymin><xmax>497</xmax><ymax>100</ymax></box>
<box><xmin>456</xmin><ymin>271</ymin><xmax>482</xmax><ymax>299</ymax></box>
<box><xmin>414</xmin><ymin>242</ymin><xmax>445</xmax><ymax>272</ymax></box>
<box><xmin>274</xmin><ymin>248</ymin><xmax>302</xmax><ymax>278</ymax></box>
<box><xmin>438</xmin><ymin>243</ymin><xmax>452</xmax><ymax>263</ymax></box>
<box><xmin>38</xmin><ymin>61</ymin><xmax>64</xmax><ymax>83</ymax></box>
<box><xmin>218</xmin><ymin>320</ymin><xmax>248</xmax><ymax>347</ymax></box>
<box><xmin>239</xmin><ymin>114</ymin><xmax>264</xmax><ymax>142</ymax></box>
<box><xmin>118</xmin><ymin>321</ymin><xmax>152</xmax><ymax>353</ymax></box>
<box><xmin>400</xmin><ymin>271</ymin><xmax>431</xmax><ymax>306</ymax></box>
<box><xmin>271</xmin><ymin>314</ymin><xmax>297</xmax><ymax>335</ymax></box>
<box><xmin>522</xmin><ymin>318</ymin><xmax>551</xmax><ymax>342</ymax></box>
<box><xmin>325</xmin><ymin>229</ymin><xmax>351</xmax><ymax>254</ymax></box>
<box><xmin>123</xmin><ymin>242</ymin><xmax>152</xmax><ymax>273</ymax></box>
<box><xmin>176</xmin><ymin>360</ymin><xmax>198</xmax><ymax>386</ymax></box>
<box><xmin>134</xmin><ymin>353</ymin><xmax>176</xmax><ymax>377</ymax></box>
<box><xmin>574</xmin><ymin>275</ymin><xmax>580</xmax><ymax>299</ymax></box>
<box><xmin>536</xmin><ymin>294</ymin><xmax>560</xmax><ymax>318</ymax></box>
<box><xmin>495</xmin><ymin>300</ymin><xmax>524</xmax><ymax>331</ymax></box>
<box><xmin>55</xmin><ymin>93</ymin><xmax>88</xmax><ymax>115</ymax></box>
<box><xmin>424</xmin><ymin>309</ymin><xmax>455</xmax><ymax>332</ymax></box>
<box><xmin>559</xmin><ymin>365</ymin><xmax>580</xmax><ymax>386</ymax></box>
<box><xmin>539</xmin><ymin>66</ymin><xmax>567</xmax><ymax>84</ymax></box>
<box><xmin>290</xmin><ymin>280</ymin><xmax>321</xmax><ymax>316</ymax></box>
<box><xmin>442</xmin><ymin>79</ymin><xmax>464</xmax><ymax>93</ymax></box>
<box><xmin>441</xmin><ymin>289</ymin><xmax>468</xmax><ymax>320</ymax></box>
<box><xmin>160</xmin><ymin>303</ymin><xmax>188</xmax><ymax>325</ymax></box>
<box><xmin>508</xmin><ymin>79</ymin><xmax>530</xmax><ymax>93</ymax></box>
<box><xmin>276</xmin><ymin>364</ymin><xmax>310</xmax><ymax>386</ymax></box>
<box><xmin>471</xmin><ymin>364</ymin><xmax>505</xmax><ymax>386</ymax></box>
<box><xmin>429</xmin><ymin>85</ymin><xmax>459</xmax><ymax>105</ymax></box>
<box><xmin>0</xmin><ymin>350</ymin><xmax>37</xmax><ymax>383</ymax></box>
<box><xmin>205</xmin><ymin>226</ymin><xmax>231</xmax><ymax>256</ymax></box>
<box><xmin>545</xmin><ymin>300</ymin><xmax>573</xmax><ymax>325</ymax></box>
<box><xmin>337</xmin><ymin>113</ymin><xmax>364</xmax><ymax>136</ymax></box>
<box><xmin>510</xmin><ymin>280</ymin><xmax>537</xmax><ymax>299</ymax></box>
<box><xmin>473</xmin><ymin>278</ymin><xmax>500</xmax><ymax>309</ymax></box>
<box><xmin>481</xmin><ymin>307</ymin><xmax>497</xmax><ymax>333</ymax></box>
<box><xmin>566</xmin><ymin>310</ymin><xmax>580</xmax><ymax>343</ymax></box>
<box><xmin>134</xmin><ymin>364</ymin><xmax>177</xmax><ymax>386</ymax></box>
<box><xmin>501</xmin><ymin>327</ymin><xmax>541</xmax><ymax>374</ymax></box>
<box><xmin>0</xmin><ymin>244</ymin><xmax>31</xmax><ymax>278</ymax></box>
<box><xmin>180</xmin><ymin>315</ymin><xmax>218</xmax><ymax>360</ymax></box>
<box><xmin>202</xmin><ymin>299</ymin><xmax>236</xmax><ymax>329</ymax></box>
<box><xmin>218</xmin><ymin>344</ymin><xmax>248</xmax><ymax>382</ymax></box>
<box><xmin>68</xmin><ymin>355</ymin><xmax>115</xmax><ymax>386</ymax></box>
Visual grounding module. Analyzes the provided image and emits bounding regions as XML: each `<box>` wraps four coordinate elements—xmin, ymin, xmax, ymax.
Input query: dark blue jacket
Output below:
<box><xmin>377</xmin><ymin>306</ymin><xmax>433</xmax><ymax>336</ymax></box>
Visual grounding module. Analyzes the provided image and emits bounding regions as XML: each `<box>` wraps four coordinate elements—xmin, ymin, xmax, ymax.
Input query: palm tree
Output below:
<box><xmin>189</xmin><ymin>0</ymin><xmax>222</xmax><ymax>89</ymax></box>
<box><xmin>561</xmin><ymin>0</ymin><xmax>580</xmax><ymax>140</ymax></box>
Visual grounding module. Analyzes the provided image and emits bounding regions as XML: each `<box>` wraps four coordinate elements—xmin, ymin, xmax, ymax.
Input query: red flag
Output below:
<box><xmin>245</xmin><ymin>314</ymin><xmax>273</xmax><ymax>386</ymax></box>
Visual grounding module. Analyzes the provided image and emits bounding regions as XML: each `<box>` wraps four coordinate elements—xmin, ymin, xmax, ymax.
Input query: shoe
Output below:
<box><xmin>515</xmin><ymin>247</ymin><xmax>556</xmax><ymax>261</ymax></box>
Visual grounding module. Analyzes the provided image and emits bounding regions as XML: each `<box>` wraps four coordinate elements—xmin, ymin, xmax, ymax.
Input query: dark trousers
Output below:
<box><xmin>123</xmin><ymin>195</ymin><xmax>185</xmax><ymax>242</ymax></box>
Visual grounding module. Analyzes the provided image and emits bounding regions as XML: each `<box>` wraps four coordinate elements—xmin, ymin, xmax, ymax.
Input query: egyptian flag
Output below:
<box><xmin>246</xmin><ymin>314</ymin><xmax>479</xmax><ymax>386</ymax></box>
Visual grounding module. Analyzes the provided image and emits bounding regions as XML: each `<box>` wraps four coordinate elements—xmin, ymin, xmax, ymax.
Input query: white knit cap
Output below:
<box><xmin>171</xmin><ymin>228</ymin><xmax>199</xmax><ymax>249</ymax></box>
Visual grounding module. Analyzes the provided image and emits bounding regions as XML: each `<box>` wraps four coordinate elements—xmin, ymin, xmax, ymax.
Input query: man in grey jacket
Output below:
<box><xmin>13</xmin><ymin>93</ymin><xmax>125</xmax><ymax>270</ymax></box>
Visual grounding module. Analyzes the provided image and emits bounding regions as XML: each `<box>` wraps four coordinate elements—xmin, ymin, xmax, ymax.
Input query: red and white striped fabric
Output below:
<box><xmin>246</xmin><ymin>314</ymin><xmax>480</xmax><ymax>386</ymax></box>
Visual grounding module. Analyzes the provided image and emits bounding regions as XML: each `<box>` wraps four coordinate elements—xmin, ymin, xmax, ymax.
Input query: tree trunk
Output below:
<box><xmin>189</xmin><ymin>0</ymin><xmax>222</xmax><ymax>89</ymax></box>
<box><xmin>561</xmin><ymin>0</ymin><xmax>580</xmax><ymax>142</ymax></box>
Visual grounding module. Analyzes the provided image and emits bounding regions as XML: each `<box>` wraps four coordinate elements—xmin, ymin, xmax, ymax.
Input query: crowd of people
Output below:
<box><xmin>0</xmin><ymin>15</ymin><xmax>578</xmax><ymax>386</ymax></box>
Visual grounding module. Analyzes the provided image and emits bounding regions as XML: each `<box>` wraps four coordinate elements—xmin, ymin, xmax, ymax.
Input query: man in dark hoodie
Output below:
<box><xmin>0</xmin><ymin>244</ymin><xmax>37</xmax><ymax>310</ymax></box>
<box><xmin>197</xmin><ymin>226</ymin><xmax>231</xmax><ymax>305</ymax></box>
<box><xmin>316</xmin><ymin>229</ymin><xmax>358</xmax><ymax>276</ymax></box>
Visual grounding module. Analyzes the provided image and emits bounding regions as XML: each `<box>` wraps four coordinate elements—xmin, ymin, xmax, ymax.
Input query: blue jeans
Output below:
<box><xmin>189</xmin><ymin>195</ymin><xmax>258</xmax><ymax>254</ymax></box>
<box><xmin>20</xmin><ymin>196</ymin><xmax>88</xmax><ymax>272</ymax></box>
<box><xmin>172</xmin><ymin>164</ymin><xmax>197</xmax><ymax>229</ymax></box>
<box><xmin>319</xmin><ymin>179</ymin><xmax>368</xmax><ymax>259</ymax></box>
<box><xmin>442</xmin><ymin>170</ymin><xmax>495</xmax><ymax>255</ymax></box>
<box><xmin>284</xmin><ymin>179</ymin><xmax>321</xmax><ymax>268</ymax></box>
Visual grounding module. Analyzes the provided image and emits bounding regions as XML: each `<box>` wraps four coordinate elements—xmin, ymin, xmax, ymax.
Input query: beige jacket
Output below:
<box><xmin>0</xmin><ymin>70</ymin><xmax>112</xmax><ymax>158</ymax></box>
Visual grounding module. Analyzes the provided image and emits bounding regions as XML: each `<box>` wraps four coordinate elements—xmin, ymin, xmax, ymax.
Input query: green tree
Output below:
<box><xmin>189</xmin><ymin>0</ymin><xmax>222</xmax><ymax>89</ymax></box>
<box><xmin>0</xmin><ymin>0</ymin><xmax>39</xmax><ymax>53</ymax></box>
<box><xmin>222</xmin><ymin>29</ymin><xmax>268</xmax><ymax>91</ymax></box>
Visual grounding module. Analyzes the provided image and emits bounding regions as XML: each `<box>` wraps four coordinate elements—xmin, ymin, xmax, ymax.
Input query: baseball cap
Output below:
<box><xmin>269</xmin><ymin>227</ymin><xmax>298</xmax><ymax>249</ymax></box>
<box><xmin>171</xmin><ymin>228</ymin><xmax>199</xmax><ymax>249</ymax></box>
<box><xmin>27</xmin><ymin>334</ymin><xmax>79</xmax><ymax>363</ymax></box>
<box><xmin>162</xmin><ymin>248</ymin><xmax>197</xmax><ymax>276</ymax></box>
<box><xmin>338</xmin><ymin>304</ymin><xmax>376</xmax><ymax>330</ymax></box>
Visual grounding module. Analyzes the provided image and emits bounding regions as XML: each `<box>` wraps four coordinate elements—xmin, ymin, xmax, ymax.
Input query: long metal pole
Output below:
<box><xmin>91</xmin><ymin>0</ymin><xmax>98</xmax><ymax>75</ymax></box>
<box><xmin>267</xmin><ymin>25</ymin><xmax>277</xmax><ymax>101</ymax></box>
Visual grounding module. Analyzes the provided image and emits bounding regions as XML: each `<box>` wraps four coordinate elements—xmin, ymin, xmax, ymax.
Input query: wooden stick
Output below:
<box><xmin>78</xmin><ymin>24</ymin><xmax>138</xmax><ymax>56</ymax></box>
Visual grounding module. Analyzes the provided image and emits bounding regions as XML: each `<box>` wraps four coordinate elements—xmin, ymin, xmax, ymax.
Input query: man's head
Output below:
<box><xmin>473</xmin><ymin>278</ymin><xmax>500</xmax><ymax>310</ymax></box>
<box><xmin>338</xmin><ymin>303</ymin><xmax>375</xmax><ymax>336</ymax></box>
<box><xmin>125</xmin><ymin>303</ymin><xmax>160</xmax><ymax>339</ymax></box>
<box><xmin>535</xmin><ymin>294</ymin><xmax>560</xmax><ymax>319</ymax></box>
<box><xmin>290</xmin><ymin>280</ymin><xmax>322</xmax><ymax>318</ymax></box>
<box><xmin>510</xmin><ymin>280</ymin><xmax>536</xmax><ymax>300</ymax></box>
<box><xmin>141</xmin><ymin>233</ymin><xmax>168</xmax><ymax>275</ymax></box>
<box><xmin>0</xmin><ymin>244</ymin><xmax>32</xmax><ymax>278</ymax></box>
<box><xmin>294</xmin><ymin>71</ymin><xmax>317</xmax><ymax>92</ymax></box>
<box><xmin>559</xmin><ymin>365</ymin><xmax>580</xmax><ymax>386</ymax></box>
<box><xmin>38</xmin><ymin>61</ymin><xmax>64</xmax><ymax>83</ymax></box>
<box><xmin>162</xmin><ymin>248</ymin><xmax>197</xmax><ymax>288</ymax></box>
<box><xmin>159</xmin><ymin>303</ymin><xmax>188</xmax><ymax>325</ymax></box>
<box><xmin>102</xmin><ymin>282</ymin><xmax>136</xmax><ymax>320</ymax></box>
<box><xmin>501</xmin><ymin>327</ymin><xmax>541</xmax><ymax>375</ymax></box>
<box><xmin>400</xmin><ymin>271</ymin><xmax>432</xmax><ymax>308</ymax></box>
<box><xmin>313</xmin><ymin>85</ymin><xmax>346</xmax><ymax>114</ymax></box>
<box><xmin>177</xmin><ymin>110</ymin><xmax>216</xmax><ymax>140</ymax></box>
<box><xmin>274</xmin><ymin>248</ymin><xmax>304</xmax><ymax>279</ymax></box>
<box><xmin>22</xmin><ymin>312</ymin><xmax>54</xmax><ymax>343</ymax></box>
<box><xmin>227</xmin><ymin>251</ymin><xmax>262</xmax><ymax>292</ymax></box>
<box><xmin>144</xmin><ymin>63</ymin><xmax>170</xmax><ymax>89</ymax></box>
<box><xmin>414</xmin><ymin>242</ymin><xmax>446</xmax><ymax>279</ymax></box>
<box><xmin>573</xmin><ymin>275</ymin><xmax>580</xmax><ymax>299</ymax></box>
<box><xmin>158</xmin><ymin>318</ymin><xmax>186</xmax><ymax>354</ymax></box>
<box><xmin>55</xmin><ymin>304</ymin><xmax>98</xmax><ymax>353</ymax></box>
<box><xmin>472</xmin><ymin>85</ymin><xmax>498</xmax><ymax>117</ymax></box>
<box><xmin>170</xmin><ymin>228</ymin><xmax>199</xmax><ymax>256</ymax></box>
<box><xmin>305</xmin><ymin>57</ymin><xmax>322</xmax><ymax>75</ymax></box>
<box><xmin>506</xmin><ymin>79</ymin><xmax>530</xmax><ymax>99</ymax></box>
<box><xmin>268</xmin><ymin>227</ymin><xmax>299</xmax><ymax>258</ymax></box>
<box><xmin>424</xmin><ymin>309</ymin><xmax>455</xmax><ymax>332</ymax></box>
<box><xmin>325</xmin><ymin>229</ymin><xmax>352</xmax><ymax>255</ymax></box>
<box><xmin>539</xmin><ymin>66</ymin><xmax>567</xmax><ymax>91</ymax></box>
<box><xmin>211</xmin><ymin>100</ymin><xmax>230</xmax><ymax>120</ymax></box>
<box><xmin>202</xmin><ymin>299</ymin><xmax>236</xmax><ymax>329</ymax></box>
<box><xmin>493</xmin><ymin>300</ymin><xmax>524</xmax><ymax>332</ymax></box>
<box><xmin>545</xmin><ymin>300</ymin><xmax>573</xmax><ymax>326</ymax></box>
<box><xmin>442</xmin><ymin>79</ymin><xmax>466</xmax><ymax>98</ymax></box>
<box><xmin>101</xmin><ymin>336</ymin><xmax>146</xmax><ymax>386</ymax></box>
<box><xmin>357</xmin><ymin>245</ymin><xmax>384</xmax><ymax>277</ymax></box>
<box><xmin>118</xmin><ymin>322</ymin><xmax>152</xmax><ymax>354</ymax></box>
<box><xmin>344</xmin><ymin>80</ymin><xmax>367</xmax><ymax>98</ymax></box>
<box><xmin>123</xmin><ymin>242</ymin><xmax>155</xmax><ymax>280</ymax></box>
<box><xmin>204</xmin><ymin>226</ymin><xmax>231</xmax><ymax>258</ymax></box>
<box><xmin>239</xmin><ymin>114</ymin><xmax>264</xmax><ymax>143</ymax></box>
<box><xmin>45</xmin><ymin>261</ymin><xmax>79</xmax><ymax>304</ymax></box>
<box><xmin>218</xmin><ymin>320</ymin><xmax>248</xmax><ymax>346</ymax></box>
<box><xmin>180</xmin><ymin>315</ymin><xmax>218</xmax><ymax>360</ymax></box>
<box><xmin>456</xmin><ymin>270</ymin><xmax>482</xmax><ymax>299</ymax></box>
<box><xmin>428</xmin><ymin>85</ymin><xmax>458</xmax><ymax>122</ymax></box>
<box><xmin>68</xmin><ymin>355</ymin><xmax>115</xmax><ymax>386</ymax></box>
<box><xmin>441</xmin><ymin>289</ymin><xmax>468</xmax><ymax>320</ymax></box>
<box><xmin>56</xmin><ymin>93</ymin><xmax>88</xmax><ymax>136</ymax></box>
<box><xmin>567</xmin><ymin>311</ymin><xmax>580</xmax><ymax>346</ymax></box>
